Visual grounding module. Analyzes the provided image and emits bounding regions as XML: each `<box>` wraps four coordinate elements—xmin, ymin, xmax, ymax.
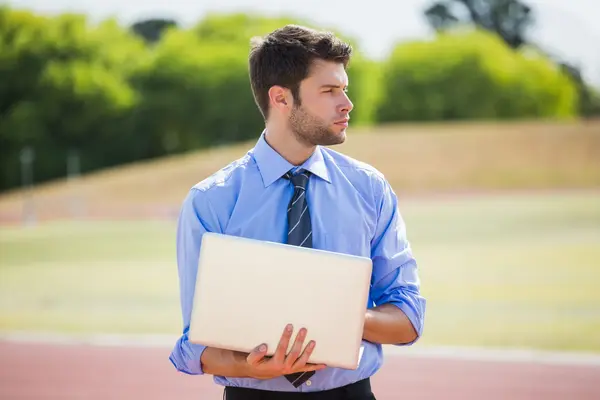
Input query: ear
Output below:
<box><xmin>268</xmin><ymin>85</ymin><xmax>291</xmax><ymax>113</ymax></box>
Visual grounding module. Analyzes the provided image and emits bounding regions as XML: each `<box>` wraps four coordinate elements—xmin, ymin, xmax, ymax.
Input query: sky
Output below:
<box><xmin>7</xmin><ymin>0</ymin><xmax>600</xmax><ymax>86</ymax></box>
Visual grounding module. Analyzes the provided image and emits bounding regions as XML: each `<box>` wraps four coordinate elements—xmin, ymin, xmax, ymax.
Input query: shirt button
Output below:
<box><xmin>306</xmin><ymin>380</ymin><xmax>311</xmax><ymax>386</ymax></box>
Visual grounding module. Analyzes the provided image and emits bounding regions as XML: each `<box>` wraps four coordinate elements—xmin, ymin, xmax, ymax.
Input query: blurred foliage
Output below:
<box><xmin>130</xmin><ymin>18</ymin><xmax>178</xmax><ymax>44</ymax></box>
<box><xmin>0</xmin><ymin>5</ymin><xmax>589</xmax><ymax>191</ymax></box>
<box><xmin>422</xmin><ymin>0</ymin><xmax>599</xmax><ymax>119</ymax></box>
<box><xmin>424</xmin><ymin>0</ymin><xmax>533</xmax><ymax>49</ymax></box>
<box><xmin>193</xmin><ymin>12</ymin><xmax>305</xmax><ymax>45</ymax></box>
<box><xmin>0</xmin><ymin>7</ymin><xmax>147</xmax><ymax>190</ymax></box>
<box><xmin>130</xmin><ymin>29</ymin><xmax>263</xmax><ymax>154</ymax></box>
<box><xmin>375</xmin><ymin>29</ymin><xmax>578</xmax><ymax>121</ymax></box>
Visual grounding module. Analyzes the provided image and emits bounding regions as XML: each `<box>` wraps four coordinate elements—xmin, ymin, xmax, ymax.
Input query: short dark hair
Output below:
<box><xmin>248</xmin><ymin>24</ymin><xmax>353</xmax><ymax>120</ymax></box>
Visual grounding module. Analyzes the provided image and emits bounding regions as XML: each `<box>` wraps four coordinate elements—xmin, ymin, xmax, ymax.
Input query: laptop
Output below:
<box><xmin>188</xmin><ymin>232</ymin><xmax>373</xmax><ymax>370</ymax></box>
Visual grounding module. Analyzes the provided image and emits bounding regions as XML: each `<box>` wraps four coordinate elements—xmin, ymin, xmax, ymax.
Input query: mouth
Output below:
<box><xmin>334</xmin><ymin>118</ymin><xmax>349</xmax><ymax>127</ymax></box>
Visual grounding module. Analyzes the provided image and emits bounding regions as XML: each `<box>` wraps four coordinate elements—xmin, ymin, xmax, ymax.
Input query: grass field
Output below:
<box><xmin>1</xmin><ymin>189</ymin><xmax>599</xmax><ymax>353</ymax></box>
<box><xmin>1</xmin><ymin>120</ymin><xmax>599</xmax><ymax>354</ymax></box>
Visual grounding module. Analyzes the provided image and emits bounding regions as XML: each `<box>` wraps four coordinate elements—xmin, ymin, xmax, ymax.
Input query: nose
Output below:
<box><xmin>340</xmin><ymin>92</ymin><xmax>354</xmax><ymax>113</ymax></box>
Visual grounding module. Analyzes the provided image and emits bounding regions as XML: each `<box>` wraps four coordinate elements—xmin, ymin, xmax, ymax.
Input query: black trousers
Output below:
<box><xmin>223</xmin><ymin>378</ymin><xmax>376</xmax><ymax>400</ymax></box>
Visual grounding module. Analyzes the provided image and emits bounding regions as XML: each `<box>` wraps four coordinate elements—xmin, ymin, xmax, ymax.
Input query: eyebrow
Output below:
<box><xmin>320</xmin><ymin>84</ymin><xmax>348</xmax><ymax>90</ymax></box>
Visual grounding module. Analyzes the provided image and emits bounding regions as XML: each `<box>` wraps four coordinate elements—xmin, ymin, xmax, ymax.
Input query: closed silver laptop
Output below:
<box><xmin>188</xmin><ymin>232</ymin><xmax>373</xmax><ymax>370</ymax></box>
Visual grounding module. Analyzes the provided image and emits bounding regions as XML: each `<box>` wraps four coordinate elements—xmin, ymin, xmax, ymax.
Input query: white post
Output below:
<box><xmin>20</xmin><ymin>146</ymin><xmax>35</xmax><ymax>226</ymax></box>
<box><xmin>67</xmin><ymin>149</ymin><xmax>83</xmax><ymax>218</ymax></box>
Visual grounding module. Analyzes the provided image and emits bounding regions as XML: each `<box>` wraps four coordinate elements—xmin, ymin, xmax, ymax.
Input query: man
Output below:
<box><xmin>169</xmin><ymin>24</ymin><xmax>426</xmax><ymax>399</ymax></box>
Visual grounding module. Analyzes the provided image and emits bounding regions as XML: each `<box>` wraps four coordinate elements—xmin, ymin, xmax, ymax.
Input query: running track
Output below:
<box><xmin>1</xmin><ymin>337</ymin><xmax>599</xmax><ymax>399</ymax></box>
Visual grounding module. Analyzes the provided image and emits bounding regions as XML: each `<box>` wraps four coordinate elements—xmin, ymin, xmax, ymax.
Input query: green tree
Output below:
<box><xmin>374</xmin><ymin>29</ymin><xmax>578</xmax><ymax>122</ymax></box>
<box><xmin>0</xmin><ymin>9</ymin><xmax>376</xmax><ymax>191</ymax></box>
<box><xmin>424</xmin><ymin>0</ymin><xmax>533</xmax><ymax>49</ymax></box>
<box><xmin>130</xmin><ymin>18</ymin><xmax>178</xmax><ymax>44</ymax></box>
<box><xmin>423</xmin><ymin>0</ymin><xmax>596</xmax><ymax>117</ymax></box>
<box><xmin>193</xmin><ymin>12</ymin><xmax>308</xmax><ymax>45</ymax></box>
<box><xmin>0</xmin><ymin>7</ymin><xmax>146</xmax><ymax>190</ymax></box>
<box><xmin>130</xmin><ymin>28</ymin><xmax>264</xmax><ymax>157</ymax></box>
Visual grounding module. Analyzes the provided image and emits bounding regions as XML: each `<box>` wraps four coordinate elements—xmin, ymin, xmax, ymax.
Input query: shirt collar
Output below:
<box><xmin>252</xmin><ymin>130</ymin><xmax>331</xmax><ymax>188</ymax></box>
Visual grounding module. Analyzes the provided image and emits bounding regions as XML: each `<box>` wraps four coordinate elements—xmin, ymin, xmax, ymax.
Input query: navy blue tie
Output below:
<box><xmin>283</xmin><ymin>169</ymin><xmax>314</xmax><ymax>388</ymax></box>
<box><xmin>285</xmin><ymin>169</ymin><xmax>312</xmax><ymax>248</ymax></box>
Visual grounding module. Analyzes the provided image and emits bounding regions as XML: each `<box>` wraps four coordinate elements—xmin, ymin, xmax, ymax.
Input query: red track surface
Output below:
<box><xmin>1</xmin><ymin>341</ymin><xmax>599</xmax><ymax>399</ymax></box>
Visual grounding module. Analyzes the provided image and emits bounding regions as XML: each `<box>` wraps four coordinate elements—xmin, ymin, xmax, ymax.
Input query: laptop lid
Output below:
<box><xmin>188</xmin><ymin>232</ymin><xmax>373</xmax><ymax>370</ymax></box>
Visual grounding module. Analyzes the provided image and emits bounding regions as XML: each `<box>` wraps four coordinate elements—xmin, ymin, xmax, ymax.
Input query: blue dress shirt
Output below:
<box><xmin>169</xmin><ymin>131</ymin><xmax>426</xmax><ymax>393</ymax></box>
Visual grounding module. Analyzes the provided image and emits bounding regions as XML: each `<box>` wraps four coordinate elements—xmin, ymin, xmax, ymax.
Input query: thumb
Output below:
<box><xmin>246</xmin><ymin>343</ymin><xmax>267</xmax><ymax>366</ymax></box>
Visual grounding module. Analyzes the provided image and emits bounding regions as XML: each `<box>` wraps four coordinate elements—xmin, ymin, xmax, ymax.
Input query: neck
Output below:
<box><xmin>264</xmin><ymin>121</ymin><xmax>316</xmax><ymax>166</ymax></box>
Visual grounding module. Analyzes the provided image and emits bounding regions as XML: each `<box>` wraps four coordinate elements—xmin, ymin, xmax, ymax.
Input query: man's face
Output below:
<box><xmin>288</xmin><ymin>59</ymin><xmax>354</xmax><ymax>147</ymax></box>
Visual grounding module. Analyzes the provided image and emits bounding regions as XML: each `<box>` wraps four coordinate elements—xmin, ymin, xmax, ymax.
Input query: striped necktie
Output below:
<box><xmin>283</xmin><ymin>169</ymin><xmax>315</xmax><ymax>387</ymax></box>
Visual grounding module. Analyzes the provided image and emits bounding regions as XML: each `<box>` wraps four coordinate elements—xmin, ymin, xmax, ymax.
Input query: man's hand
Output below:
<box><xmin>199</xmin><ymin>323</ymin><xmax>326</xmax><ymax>379</ymax></box>
<box><xmin>244</xmin><ymin>324</ymin><xmax>327</xmax><ymax>380</ymax></box>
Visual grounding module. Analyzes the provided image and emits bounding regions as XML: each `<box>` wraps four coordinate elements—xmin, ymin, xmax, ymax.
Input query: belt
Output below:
<box><xmin>223</xmin><ymin>377</ymin><xmax>373</xmax><ymax>400</ymax></box>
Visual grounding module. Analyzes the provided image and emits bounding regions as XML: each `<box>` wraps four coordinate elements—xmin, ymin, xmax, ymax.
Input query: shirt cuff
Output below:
<box><xmin>389</xmin><ymin>296</ymin><xmax>426</xmax><ymax>346</ymax></box>
<box><xmin>169</xmin><ymin>334</ymin><xmax>208</xmax><ymax>375</ymax></box>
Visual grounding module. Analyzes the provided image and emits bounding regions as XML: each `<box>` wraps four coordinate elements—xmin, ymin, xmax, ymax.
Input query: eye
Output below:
<box><xmin>322</xmin><ymin>86</ymin><xmax>348</xmax><ymax>94</ymax></box>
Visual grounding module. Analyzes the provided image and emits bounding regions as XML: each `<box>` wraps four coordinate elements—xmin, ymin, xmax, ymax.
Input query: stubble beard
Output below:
<box><xmin>288</xmin><ymin>104</ymin><xmax>346</xmax><ymax>147</ymax></box>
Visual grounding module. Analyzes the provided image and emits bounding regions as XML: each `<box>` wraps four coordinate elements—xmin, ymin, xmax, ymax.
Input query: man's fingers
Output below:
<box><xmin>273</xmin><ymin>324</ymin><xmax>293</xmax><ymax>363</ymax></box>
<box><xmin>246</xmin><ymin>343</ymin><xmax>268</xmax><ymax>366</ymax></box>
<box><xmin>301</xmin><ymin>363</ymin><xmax>327</xmax><ymax>372</ymax></box>
<box><xmin>291</xmin><ymin>339</ymin><xmax>316</xmax><ymax>370</ymax></box>
<box><xmin>284</xmin><ymin>327</ymin><xmax>307</xmax><ymax>368</ymax></box>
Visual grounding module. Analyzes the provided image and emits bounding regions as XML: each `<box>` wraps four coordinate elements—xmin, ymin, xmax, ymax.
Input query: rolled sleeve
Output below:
<box><xmin>170</xmin><ymin>333</ymin><xmax>208</xmax><ymax>375</ymax></box>
<box><xmin>369</xmin><ymin>178</ymin><xmax>426</xmax><ymax>345</ymax></box>
<box><xmin>169</xmin><ymin>188</ymin><xmax>220</xmax><ymax>374</ymax></box>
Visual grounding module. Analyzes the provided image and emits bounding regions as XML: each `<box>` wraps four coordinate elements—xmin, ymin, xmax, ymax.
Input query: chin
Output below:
<box><xmin>334</xmin><ymin>126</ymin><xmax>347</xmax><ymax>141</ymax></box>
<box><xmin>320</xmin><ymin>130</ymin><xmax>346</xmax><ymax>146</ymax></box>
